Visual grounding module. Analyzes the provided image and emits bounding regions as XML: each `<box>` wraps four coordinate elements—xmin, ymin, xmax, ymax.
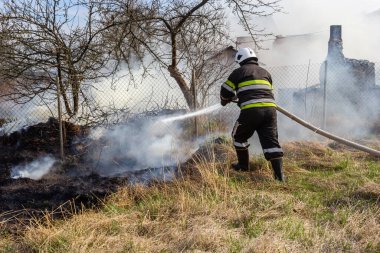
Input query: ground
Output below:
<box><xmin>0</xmin><ymin>120</ymin><xmax>379</xmax><ymax>252</ymax></box>
<box><xmin>0</xmin><ymin>118</ymin><xmax>170</xmax><ymax>227</ymax></box>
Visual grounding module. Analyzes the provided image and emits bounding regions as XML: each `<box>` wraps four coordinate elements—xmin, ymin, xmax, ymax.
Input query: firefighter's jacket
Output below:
<box><xmin>220</xmin><ymin>60</ymin><xmax>276</xmax><ymax>109</ymax></box>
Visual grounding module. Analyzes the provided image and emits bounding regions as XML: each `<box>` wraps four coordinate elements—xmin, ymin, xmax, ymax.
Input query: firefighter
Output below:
<box><xmin>220</xmin><ymin>47</ymin><xmax>284</xmax><ymax>181</ymax></box>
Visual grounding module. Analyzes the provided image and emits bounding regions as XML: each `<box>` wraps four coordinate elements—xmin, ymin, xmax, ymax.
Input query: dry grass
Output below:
<box><xmin>1</xmin><ymin>140</ymin><xmax>380</xmax><ymax>253</ymax></box>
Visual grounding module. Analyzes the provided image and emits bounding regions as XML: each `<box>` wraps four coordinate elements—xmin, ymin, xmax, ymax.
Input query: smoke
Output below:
<box><xmin>255</xmin><ymin>0</ymin><xmax>380</xmax><ymax>65</ymax></box>
<box><xmin>88</xmin><ymin>114</ymin><xmax>198</xmax><ymax>177</ymax></box>
<box><xmin>11</xmin><ymin>155</ymin><xmax>56</xmax><ymax>180</ymax></box>
<box><xmin>0</xmin><ymin>99</ymin><xmax>57</xmax><ymax>135</ymax></box>
<box><xmin>230</xmin><ymin>1</ymin><xmax>380</xmax><ymax>141</ymax></box>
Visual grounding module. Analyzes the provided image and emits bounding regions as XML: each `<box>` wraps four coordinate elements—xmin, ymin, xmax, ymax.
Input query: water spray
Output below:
<box><xmin>160</xmin><ymin>104</ymin><xmax>222</xmax><ymax>123</ymax></box>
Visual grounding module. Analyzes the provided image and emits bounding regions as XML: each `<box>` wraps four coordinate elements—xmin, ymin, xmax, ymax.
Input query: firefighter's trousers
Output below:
<box><xmin>232</xmin><ymin>107</ymin><xmax>283</xmax><ymax>160</ymax></box>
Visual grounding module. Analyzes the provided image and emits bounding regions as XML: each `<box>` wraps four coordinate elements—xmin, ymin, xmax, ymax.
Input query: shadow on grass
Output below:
<box><xmin>325</xmin><ymin>183</ymin><xmax>380</xmax><ymax>209</ymax></box>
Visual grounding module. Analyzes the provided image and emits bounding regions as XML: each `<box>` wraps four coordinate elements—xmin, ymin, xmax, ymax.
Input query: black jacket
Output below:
<box><xmin>220</xmin><ymin>60</ymin><xmax>276</xmax><ymax>109</ymax></box>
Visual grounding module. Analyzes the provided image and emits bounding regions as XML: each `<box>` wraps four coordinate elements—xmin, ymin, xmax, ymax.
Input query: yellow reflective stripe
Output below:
<box><xmin>241</xmin><ymin>98</ymin><xmax>275</xmax><ymax>107</ymax></box>
<box><xmin>241</xmin><ymin>102</ymin><xmax>277</xmax><ymax>110</ymax></box>
<box><xmin>238</xmin><ymin>79</ymin><xmax>272</xmax><ymax>89</ymax></box>
<box><xmin>237</xmin><ymin>85</ymin><xmax>271</xmax><ymax>93</ymax></box>
<box><xmin>225</xmin><ymin>80</ymin><xmax>236</xmax><ymax>89</ymax></box>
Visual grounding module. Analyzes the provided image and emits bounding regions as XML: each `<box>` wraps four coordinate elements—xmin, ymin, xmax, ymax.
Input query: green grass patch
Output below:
<box><xmin>3</xmin><ymin>140</ymin><xmax>380</xmax><ymax>252</ymax></box>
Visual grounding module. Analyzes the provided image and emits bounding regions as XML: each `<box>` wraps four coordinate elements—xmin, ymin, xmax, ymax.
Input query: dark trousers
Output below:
<box><xmin>232</xmin><ymin>107</ymin><xmax>283</xmax><ymax>160</ymax></box>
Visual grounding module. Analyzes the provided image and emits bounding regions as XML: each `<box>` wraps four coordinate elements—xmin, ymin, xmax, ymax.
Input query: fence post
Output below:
<box><xmin>304</xmin><ymin>59</ymin><xmax>311</xmax><ymax>119</ymax></box>
<box><xmin>322</xmin><ymin>60</ymin><xmax>328</xmax><ymax>130</ymax></box>
<box><xmin>191</xmin><ymin>69</ymin><xmax>198</xmax><ymax>138</ymax></box>
<box><xmin>56</xmin><ymin>53</ymin><xmax>64</xmax><ymax>161</ymax></box>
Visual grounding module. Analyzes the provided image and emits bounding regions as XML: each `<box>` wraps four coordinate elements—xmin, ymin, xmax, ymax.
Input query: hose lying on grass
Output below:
<box><xmin>276</xmin><ymin>106</ymin><xmax>380</xmax><ymax>158</ymax></box>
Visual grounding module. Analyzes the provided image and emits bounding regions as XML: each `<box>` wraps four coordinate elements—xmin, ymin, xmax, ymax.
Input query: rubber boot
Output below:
<box><xmin>270</xmin><ymin>158</ymin><xmax>285</xmax><ymax>182</ymax></box>
<box><xmin>232</xmin><ymin>148</ymin><xmax>249</xmax><ymax>171</ymax></box>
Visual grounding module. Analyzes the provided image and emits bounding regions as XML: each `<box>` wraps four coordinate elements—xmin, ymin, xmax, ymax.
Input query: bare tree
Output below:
<box><xmin>0</xmin><ymin>0</ymin><xmax>282</xmax><ymax>117</ymax></box>
<box><xmin>0</xmin><ymin>0</ymin><xmax>120</xmax><ymax>117</ymax></box>
<box><xmin>103</xmin><ymin>0</ymin><xmax>282</xmax><ymax>109</ymax></box>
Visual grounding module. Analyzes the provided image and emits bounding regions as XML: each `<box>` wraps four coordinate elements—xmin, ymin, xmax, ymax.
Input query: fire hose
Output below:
<box><xmin>230</xmin><ymin>100</ymin><xmax>380</xmax><ymax>157</ymax></box>
<box><xmin>276</xmin><ymin>106</ymin><xmax>380</xmax><ymax>157</ymax></box>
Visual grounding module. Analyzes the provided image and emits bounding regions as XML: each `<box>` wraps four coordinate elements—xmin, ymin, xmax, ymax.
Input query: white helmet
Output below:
<box><xmin>235</xmin><ymin>47</ymin><xmax>257</xmax><ymax>64</ymax></box>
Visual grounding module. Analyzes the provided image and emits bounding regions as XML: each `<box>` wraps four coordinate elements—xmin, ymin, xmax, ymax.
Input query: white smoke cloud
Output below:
<box><xmin>88</xmin><ymin>115</ymin><xmax>198</xmax><ymax>177</ymax></box>
<box><xmin>11</xmin><ymin>155</ymin><xmax>56</xmax><ymax>180</ymax></box>
<box><xmin>227</xmin><ymin>1</ymin><xmax>380</xmax><ymax>141</ymax></box>
<box><xmin>228</xmin><ymin>1</ymin><xmax>380</xmax><ymax>65</ymax></box>
<box><xmin>274</xmin><ymin>1</ymin><xmax>377</xmax><ymax>33</ymax></box>
<box><xmin>255</xmin><ymin>0</ymin><xmax>380</xmax><ymax>65</ymax></box>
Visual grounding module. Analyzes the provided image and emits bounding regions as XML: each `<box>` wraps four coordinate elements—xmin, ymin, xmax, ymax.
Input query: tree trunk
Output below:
<box><xmin>168</xmin><ymin>65</ymin><xmax>194</xmax><ymax>109</ymax></box>
<box><xmin>72</xmin><ymin>78</ymin><xmax>79</xmax><ymax>115</ymax></box>
<box><xmin>56</xmin><ymin>53</ymin><xmax>73</xmax><ymax>116</ymax></box>
<box><xmin>59</xmin><ymin>80</ymin><xmax>73</xmax><ymax>116</ymax></box>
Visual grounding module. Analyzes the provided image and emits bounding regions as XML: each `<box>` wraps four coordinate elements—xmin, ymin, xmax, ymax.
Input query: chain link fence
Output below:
<box><xmin>1</xmin><ymin>60</ymin><xmax>380</xmax><ymax>140</ymax></box>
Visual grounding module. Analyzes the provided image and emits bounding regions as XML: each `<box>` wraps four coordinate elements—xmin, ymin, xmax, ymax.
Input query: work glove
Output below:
<box><xmin>221</xmin><ymin>99</ymin><xmax>230</xmax><ymax>106</ymax></box>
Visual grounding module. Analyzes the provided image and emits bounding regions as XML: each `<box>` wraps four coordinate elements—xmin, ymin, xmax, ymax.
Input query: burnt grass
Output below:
<box><xmin>2</xmin><ymin>117</ymin><xmax>379</xmax><ymax>235</ymax></box>
<box><xmin>0</xmin><ymin>118</ymin><xmax>169</xmax><ymax>227</ymax></box>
